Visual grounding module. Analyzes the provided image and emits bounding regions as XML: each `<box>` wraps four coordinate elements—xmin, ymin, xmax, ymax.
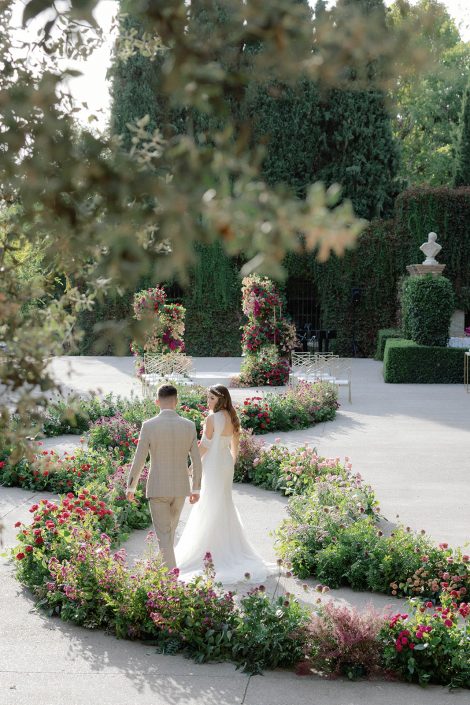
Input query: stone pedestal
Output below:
<box><xmin>406</xmin><ymin>263</ymin><xmax>446</xmax><ymax>276</ymax></box>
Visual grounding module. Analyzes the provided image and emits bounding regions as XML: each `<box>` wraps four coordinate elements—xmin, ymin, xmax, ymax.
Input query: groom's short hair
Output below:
<box><xmin>157</xmin><ymin>384</ymin><xmax>178</xmax><ymax>400</ymax></box>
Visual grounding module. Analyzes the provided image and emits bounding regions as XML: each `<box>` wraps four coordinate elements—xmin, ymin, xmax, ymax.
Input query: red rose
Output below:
<box><xmin>16</xmin><ymin>552</ymin><xmax>25</xmax><ymax>560</ymax></box>
<box><xmin>25</xmin><ymin>545</ymin><xmax>33</xmax><ymax>553</ymax></box>
<box><xmin>35</xmin><ymin>537</ymin><xmax>44</xmax><ymax>546</ymax></box>
<box><xmin>14</xmin><ymin>521</ymin><xmax>21</xmax><ymax>528</ymax></box>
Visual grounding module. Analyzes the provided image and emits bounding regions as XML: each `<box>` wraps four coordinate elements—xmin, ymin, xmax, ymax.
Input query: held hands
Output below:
<box><xmin>189</xmin><ymin>493</ymin><xmax>200</xmax><ymax>504</ymax></box>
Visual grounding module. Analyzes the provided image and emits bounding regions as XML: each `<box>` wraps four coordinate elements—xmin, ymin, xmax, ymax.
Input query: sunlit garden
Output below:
<box><xmin>1</xmin><ymin>0</ymin><xmax>470</xmax><ymax>703</ymax></box>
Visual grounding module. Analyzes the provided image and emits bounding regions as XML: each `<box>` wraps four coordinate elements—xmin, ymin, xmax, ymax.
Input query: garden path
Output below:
<box><xmin>45</xmin><ymin>355</ymin><xmax>470</xmax><ymax>546</ymax></box>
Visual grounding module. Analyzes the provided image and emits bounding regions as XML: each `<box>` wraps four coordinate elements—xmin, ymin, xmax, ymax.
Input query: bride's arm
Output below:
<box><xmin>199</xmin><ymin>414</ymin><xmax>214</xmax><ymax>459</ymax></box>
<box><xmin>231</xmin><ymin>430</ymin><xmax>240</xmax><ymax>463</ymax></box>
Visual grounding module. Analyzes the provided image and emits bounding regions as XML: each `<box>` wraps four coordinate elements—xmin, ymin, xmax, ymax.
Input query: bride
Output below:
<box><xmin>175</xmin><ymin>384</ymin><xmax>273</xmax><ymax>584</ymax></box>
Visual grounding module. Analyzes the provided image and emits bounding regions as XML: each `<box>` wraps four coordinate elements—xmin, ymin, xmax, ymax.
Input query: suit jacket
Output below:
<box><xmin>126</xmin><ymin>409</ymin><xmax>202</xmax><ymax>498</ymax></box>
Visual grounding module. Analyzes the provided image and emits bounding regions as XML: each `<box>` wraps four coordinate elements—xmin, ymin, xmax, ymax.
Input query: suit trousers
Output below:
<box><xmin>148</xmin><ymin>496</ymin><xmax>186</xmax><ymax>571</ymax></box>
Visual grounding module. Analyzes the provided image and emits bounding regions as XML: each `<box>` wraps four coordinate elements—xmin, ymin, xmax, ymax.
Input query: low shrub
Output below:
<box><xmin>237</xmin><ymin>382</ymin><xmax>338</xmax><ymax>435</ymax></box>
<box><xmin>304</xmin><ymin>601</ymin><xmax>387</xmax><ymax>680</ymax></box>
<box><xmin>375</xmin><ymin>328</ymin><xmax>402</xmax><ymax>361</ymax></box>
<box><xmin>234</xmin><ymin>429</ymin><xmax>265</xmax><ymax>482</ymax></box>
<box><xmin>380</xmin><ymin>592</ymin><xmax>470</xmax><ymax>689</ymax></box>
<box><xmin>232</xmin><ymin>587</ymin><xmax>309</xmax><ymax>674</ymax></box>
<box><xmin>238</xmin><ymin>396</ymin><xmax>275</xmax><ymax>434</ymax></box>
<box><xmin>88</xmin><ymin>414</ymin><xmax>139</xmax><ymax>462</ymax></box>
<box><xmin>383</xmin><ymin>338</ymin><xmax>464</xmax><ymax>383</ymax></box>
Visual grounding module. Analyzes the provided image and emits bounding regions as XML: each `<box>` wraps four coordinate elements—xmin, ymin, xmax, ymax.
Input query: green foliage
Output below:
<box><xmin>245</xmin><ymin>1</ymin><xmax>399</xmax><ymax>218</ymax></box>
<box><xmin>453</xmin><ymin>79</ymin><xmax>470</xmax><ymax>187</ymax></box>
<box><xmin>285</xmin><ymin>220</ymin><xmax>406</xmax><ymax>356</ymax></box>
<box><xmin>380</xmin><ymin>594</ymin><xmax>470</xmax><ymax>689</ymax></box>
<box><xmin>375</xmin><ymin>328</ymin><xmax>402</xmax><ymax>360</ymax></box>
<box><xmin>313</xmin><ymin>87</ymin><xmax>400</xmax><ymax>219</ymax></box>
<box><xmin>389</xmin><ymin>0</ymin><xmax>470</xmax><ymax>186</ymax></box>
<box><xmin>233</xmin><ymin>590</ymin><xmax>309</xmax><ymax>674</ymax></box>
<box><xmin>401</xmin><ymin>274</ymin><xmax>455</xmax><ymax>346</ymax></box>
<box><xmin>387</xmin><ymin>337</ymin><xmax>467</xmax><ymax>383</ymax></box>
<box><xmin>110</xmin><ymin>4</ymin><xmax>184</xmax><ymax>147</ymax></box>
<box><xmin>383</xmin><ymin>338</ymin><xmax>464</xmax><ymax>383</ymax></box>
<box><xmin>183</xmin><ymin>244</ymin><xmax>242</xmax><ymax>356</ymax></box>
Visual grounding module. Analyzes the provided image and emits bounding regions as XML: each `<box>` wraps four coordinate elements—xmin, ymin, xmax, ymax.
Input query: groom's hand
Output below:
<box><xmin>189</xmin><ymin>493</ymin><xmax>200</xmax><ymax>504</ymax></box>
<box><xmin>126</xmin><ymin>491</ymin><xmax>135</xmax><ymax>502</ymax></box>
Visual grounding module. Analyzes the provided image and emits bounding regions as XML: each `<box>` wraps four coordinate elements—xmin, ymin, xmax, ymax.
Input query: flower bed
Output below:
<box><xmin>18</xmin><ymin>381</ymin><xmax>337</xmax><ymax>441</ymax></box>
<box><xmin>10</xmin><ymin>466</ymin><xmax>308</xmax><ymax>673</ymax></box>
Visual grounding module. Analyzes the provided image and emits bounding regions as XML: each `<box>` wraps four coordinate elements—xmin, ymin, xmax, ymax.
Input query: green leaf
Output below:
<box><xmin>22</xmin><ymin>0</ymin><xmax>53</xmax><ymax>26</ymax></box>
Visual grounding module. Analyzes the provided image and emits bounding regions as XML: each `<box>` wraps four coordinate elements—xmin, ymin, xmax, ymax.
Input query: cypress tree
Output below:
<box><xmin>110</xmin><ymin>2</ymin><xmax>185</xmax><ymax>147</ymax></box>
<box><xmin>107</xmin><ymin>0</ymin><xmax>243</xmax><ymax>356</ymax></box>
<box><xmin>242</xmin><ymin>0</ymin><xmax>322</xmax><ymax>197</ymax></box>
<box><xmin>453</xmin><ymin>78</ymin><xmax>470</xmax><ymax>187</ymax></box>
<box><xmin>313</xmin><ymin>0</ymin><xmax>400</xmax><ymax>219</ymax></box>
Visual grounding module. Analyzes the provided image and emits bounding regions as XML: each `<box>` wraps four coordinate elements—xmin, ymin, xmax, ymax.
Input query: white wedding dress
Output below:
<box><xmin>175</xmin><ymin>410</ymin><xmax>273</xmax><ymax>584</ymax></box>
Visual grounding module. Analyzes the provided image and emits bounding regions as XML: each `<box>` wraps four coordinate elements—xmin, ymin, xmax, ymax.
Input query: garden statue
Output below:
<box><xmin>420</xmin><ymin>232</ymin><xmax>442</xmax><ymax>265</ymax></box>
<box><xmin>406</xmin><ymin>232</ymin><xmax>445</xmax><ymax>276</ymax></box>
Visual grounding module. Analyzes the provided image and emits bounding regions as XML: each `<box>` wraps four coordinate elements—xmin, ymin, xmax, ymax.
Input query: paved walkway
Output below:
<box><xmin>1</xmin><ymin>355</ymin><xmax>470</xmax><ymax>703</ymax></box>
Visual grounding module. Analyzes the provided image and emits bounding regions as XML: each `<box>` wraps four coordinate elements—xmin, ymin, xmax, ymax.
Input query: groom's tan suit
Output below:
<box><xmin>127</xmin><ymin>409</ymin><xmax>202</xmax><ymax>570</ymax></box>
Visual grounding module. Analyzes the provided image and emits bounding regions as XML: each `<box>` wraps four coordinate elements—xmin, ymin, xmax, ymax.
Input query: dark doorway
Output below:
<box><xmin>164</xmin><ymin>281</ymin><xmax>185</xmax><ymax>303</ymax></box>
<box><xmin>286</xmin><ymin>278</ymin><xmax>321</xmax><ymax>333</ymax></box>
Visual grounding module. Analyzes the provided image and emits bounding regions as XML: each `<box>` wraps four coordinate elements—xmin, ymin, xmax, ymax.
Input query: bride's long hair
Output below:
<box><xmin>209</xmin><ymin>385</ymin><xmax>240</xmax><ymax>434</ymax></box>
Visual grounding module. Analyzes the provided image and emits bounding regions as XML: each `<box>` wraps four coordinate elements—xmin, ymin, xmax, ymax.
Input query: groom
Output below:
<box><xmin>126</xmin><ymin>384</ymin><xmax>202</xmax><ymax>570</ymax></box>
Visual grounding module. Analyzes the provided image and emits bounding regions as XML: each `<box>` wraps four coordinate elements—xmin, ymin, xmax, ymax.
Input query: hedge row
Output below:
<box><xmin>375</xmin><ymin>328</ymin><xmax>402</xmax><ymax>361</ymax></box>
<box><xmin>383</xmin><ymin>339</ymin><xmax>465</xmax><ymax>384</ymax></box>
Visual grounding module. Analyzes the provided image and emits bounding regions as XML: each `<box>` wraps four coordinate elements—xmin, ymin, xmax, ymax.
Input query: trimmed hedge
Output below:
<box><xmin>383</xmin><ymin>338</ymin><xmax>465</xmax><ymax>383</ymax></box>
<box><xmin>375</xmin><ymin>328</ymin><xmax>402</xmax><ymax>361</ymax></box>
<box><xmin>401</xmin><ymin>274</ymin><xmax>455</xmax><ymax>347</ymax></box>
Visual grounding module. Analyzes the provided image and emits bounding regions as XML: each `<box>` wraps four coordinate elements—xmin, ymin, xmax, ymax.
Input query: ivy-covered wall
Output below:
<box><xmin>284</xmin><ymin>220</ymin><xmax>406</xmax><ymax>357</ymax></box>
<box><xmin>395</xmin><ymin>187</ymin><xmax>470</xmax><ymax>309</ymax></box>
<box><xmin>182</xmin><ymin>243</ymin><xmax>242</xmax><ymax>357</ymax></box>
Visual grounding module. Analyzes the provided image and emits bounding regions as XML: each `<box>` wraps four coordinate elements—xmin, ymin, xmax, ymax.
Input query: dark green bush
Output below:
<box><xmin>383</xmin><ymin>338</ymin><xmax>464</xmax><ymax>383</ymax></box>
<box><xmin>375</xmin><ymin>328</ymin><xmax>402</xmax><ymax>361</ymax></box>
<box><xmin>400</xmin><ymin>275</ymin><xmax>455</xmax><ymax>346</ymax></box>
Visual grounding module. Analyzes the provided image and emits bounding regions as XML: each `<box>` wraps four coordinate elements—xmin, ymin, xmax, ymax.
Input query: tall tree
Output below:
<box><xmin>389</xmin><ymin>0</ymin><xmax>470</xmax><ymax>186</ymax></box>
<box><xmin>312</xmin><ymin>0</ymin><xmax>400</xmax><ymax>219</ymax></box>
<box><xmin>242</xmin><ymin>1</ymin><xmax>321</xmax><ymax>197</ymax></box>
<box><xmin>453</xmin><ymin>78</ymin><xmax>470</xmax><ymax>187</ymax></box>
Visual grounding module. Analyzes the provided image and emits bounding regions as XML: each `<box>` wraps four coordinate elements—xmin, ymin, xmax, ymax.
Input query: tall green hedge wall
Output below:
<box><xmin>77</xmin><ymin>188</ymin><xmax>470</xmax><ymax>358</ymax></box>
<box><xmin>284</xmin><ymin>220</ymin><xmax>407</xmax><ymax>357</ymax></box>
<box><xmin>395</xmin><ymin>187</ymin><xmax>470</xmax><ymax>310</ymax></box>
<box><xmin>77</xmin><ymin>244</ymin><xmax>242</xmax><ymax>356</ymax></box>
